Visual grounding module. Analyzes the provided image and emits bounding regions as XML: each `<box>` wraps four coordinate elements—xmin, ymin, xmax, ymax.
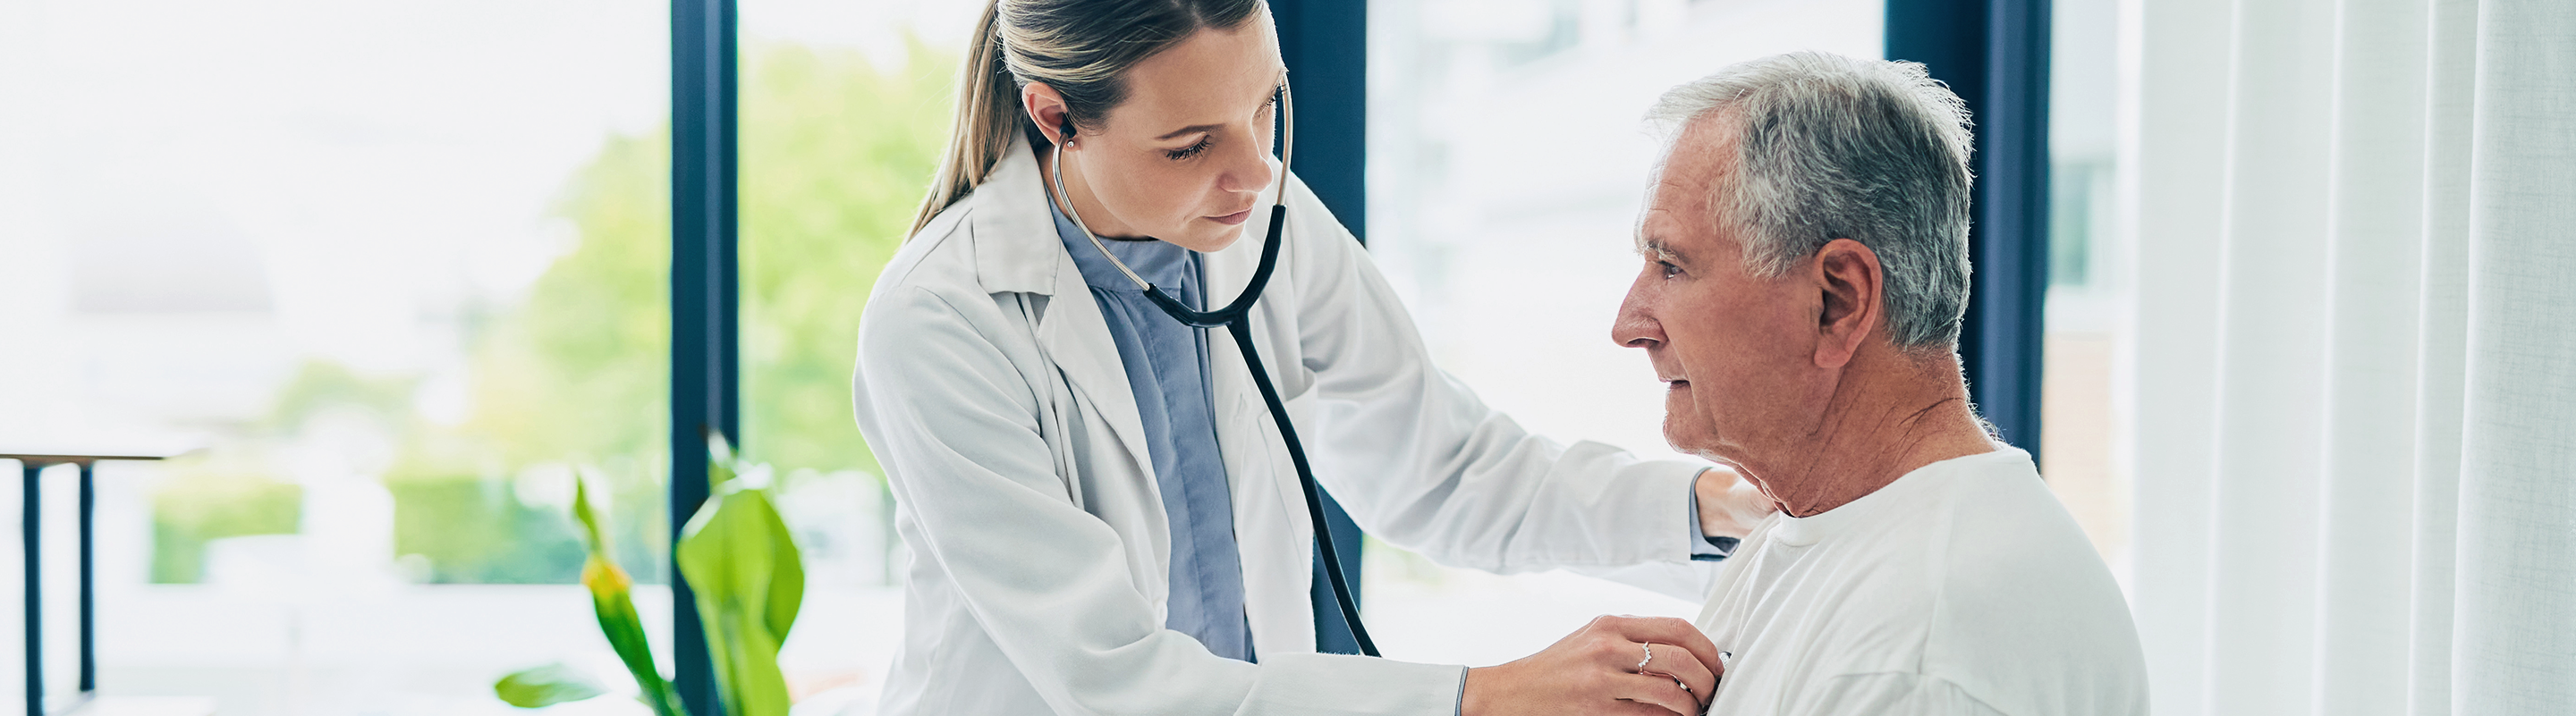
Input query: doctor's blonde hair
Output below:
<box><xmin>911</xmin><ymin>0</ymin><xmax>1267</xmax><ymax>236</ymax></box>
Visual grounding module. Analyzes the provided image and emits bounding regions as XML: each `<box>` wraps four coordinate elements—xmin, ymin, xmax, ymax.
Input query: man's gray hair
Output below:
<box><xmin>1648</xmin><ymin>51</ymin><xmax>1975</xmax><ymax>350</ymax></box>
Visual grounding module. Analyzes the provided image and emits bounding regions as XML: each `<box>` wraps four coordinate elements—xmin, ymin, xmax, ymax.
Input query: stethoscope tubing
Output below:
<box><xmin>1220</xmin><ymin>301</ymin><xmax>1378</xmax><ymax>657</ymax></box>
<box><xmin>1047</xmin><ymin>84</ymin><xmax>1379</xmax><ymax>657</ymax></box>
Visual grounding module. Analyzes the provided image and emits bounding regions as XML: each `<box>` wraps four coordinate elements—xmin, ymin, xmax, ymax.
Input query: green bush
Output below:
<box><xmin>150</xmin><ymin>473</ymin><xmax>302</xmax><ymax>584</ymax></box>
<box><xmin>386</xmin><ymin>475</ymin><xmax>587</xmax><ymax>584</ymax></box>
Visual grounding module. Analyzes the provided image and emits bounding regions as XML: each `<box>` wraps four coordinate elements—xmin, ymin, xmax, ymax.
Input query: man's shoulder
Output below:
<box><xmin>1914</xmin><ymin>451</ymin><xmax>2149</xmax><ymax>716</ymax></box>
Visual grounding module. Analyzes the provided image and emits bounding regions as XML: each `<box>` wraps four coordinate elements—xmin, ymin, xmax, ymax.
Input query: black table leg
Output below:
<box><xmin>77</xmin><ymin>462</ymin><xmax>94</xmax><ymax>696</ymax></box>
<box><xmin>22</xmin><ymin>461</ymin><xmax>42</xmax><ymax>716</ymax></box>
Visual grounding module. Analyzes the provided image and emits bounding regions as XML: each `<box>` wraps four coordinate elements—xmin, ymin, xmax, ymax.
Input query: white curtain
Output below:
<box><xmin>2122</xmin><ymin>0</ymin><xmax>2575</xmax><ymax>713</ymax></box>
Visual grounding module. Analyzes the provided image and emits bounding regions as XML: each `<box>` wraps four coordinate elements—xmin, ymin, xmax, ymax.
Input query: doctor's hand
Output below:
<box><xmin>1696</xmin><ymin>466</ymin><xmax>1779</xmax><ymax>540</ymax></box>
<box><xmin>1460</xmin><ymin>614</ymin><xmax>1722</xmax><ymax>716</ymax></box>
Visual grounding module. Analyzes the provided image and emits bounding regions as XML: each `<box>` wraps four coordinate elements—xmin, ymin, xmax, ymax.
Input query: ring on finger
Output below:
<box><xmin>1638</xmin><ymin>641</ymin><xmax>1656</xmax><ymax>670</ymax></box>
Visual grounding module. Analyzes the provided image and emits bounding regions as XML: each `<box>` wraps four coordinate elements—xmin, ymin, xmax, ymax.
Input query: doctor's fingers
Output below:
<box><xmin>1590</xmin><ymin>615</ymin><xmax>1726</xmax><ymax>681</ymax></box>
<box><xmin>1609</xmin><ymin>671</ymin><xmax>1704</xmax><ymax>716</ymax></box>
<box><xmin>1637</xmin><ymin>642</ymin><xmax>1717</xmax><ymax>703</ymax></box>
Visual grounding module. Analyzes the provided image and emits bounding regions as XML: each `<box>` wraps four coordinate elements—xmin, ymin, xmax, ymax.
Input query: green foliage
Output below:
<box><xmin>457</xmin><ymin>124</ymin><xmax>672</xmax><ymax>473</ymax></box>
<box><xmin>149</xmin><ymin>470</ymin><xmax>301</xmax><ymax>584</ymax></box>
<box><xmin>150</xmin><ymin>41</ymin><xmax>955</xmax><ymax>589</ymax></box>
<box><xmin>739</xmin><ymin>41</ymin><xmax>952</xmax><ymax>476</ymax></box>
<box><xmin>494</xmin><ymin>663</ymin><xmax>607</xmax><ymax>708</ymax></box>
<box><xmin>264</xmin><ymin>360</ymin><xmax>418</xmax><ymax>434</ymax></box>
<box><xmin>385</xmin><ymin>474</ymin><xmax>586</xmax><ymax>584</ymax></box>
<box><xmin>153</xmin><ymin>360</ymin><xmax>407</xmax><ymax>583</ymax></box>
<box><xmin>676</xmin><ymin>432</ymin><xmax>804</xmax><ymax>716</ymax></box>
<box><xmin>493</xmin><ymin>475</ymin><xmax>684</xmax><ymax>714</ymax></box>
<box><xmin>575</xmin><ymin>474</ymin><xmax>688</xmax><ymax>716</ymax></box>
<box><xmin>498</xmin><ymin>437</ymin><xmax>796</xmax><ymax>716</ymax></box>
<box><xmin>456</xmin><ymin>40</ymin><xmax>953</xmax><ymax>486</ymax></box>
<box><xmin>452</xmin><ymin>39</ymin><xmax>953</xmax><ymax>588</ymax></box>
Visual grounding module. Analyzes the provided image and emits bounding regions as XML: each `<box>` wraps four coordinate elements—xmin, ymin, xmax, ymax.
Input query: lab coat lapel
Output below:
<box><xmin>1032</xmin><ymin>269</ymin><xmax>1159</xmax><ymax>492</ymax></box>
<box><xmin>970</xmin><ymin>136</ymin><xmax>1161</xmax><ymax>494</ymax></box>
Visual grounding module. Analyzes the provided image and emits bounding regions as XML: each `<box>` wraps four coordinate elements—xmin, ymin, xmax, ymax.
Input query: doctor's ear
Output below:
<box><xmin>1023</xmin><ymin>82</ymin><xmax>1078</xmax><ymax>147</ymax></box>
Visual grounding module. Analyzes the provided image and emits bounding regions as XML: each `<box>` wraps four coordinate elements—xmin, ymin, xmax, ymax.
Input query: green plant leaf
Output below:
<box><xmin>575</xmin><ymin>475</ymin><xmax>690</xmax><ymax>716</ymax></box>
<box><xmin>706</xmin><ymin>430</ymin><xmax>738</xmax><ymax>492</ymax></box>
<box><xmin>495</xmin><ymin>662</ymin><xmax>607</xmax><ymax>708</ymax></box>
<box><xmin>677</xmin><ymin>456</ymin><xmax>803</xmax><ymax>716</ymax></box>
<box><xmin>716</xmin><ymin>602</ymin><xmax>792</xmax><ymax>716</ymax></box>
<box><xmin>572</xmin><ymin>469</ymin><xmax>614</xmax><ymax>551</ymax></box>
<box><xmin>760</xmin><ymin>491</ymin><xmax>803</xmax><ymax>642</ymax></box>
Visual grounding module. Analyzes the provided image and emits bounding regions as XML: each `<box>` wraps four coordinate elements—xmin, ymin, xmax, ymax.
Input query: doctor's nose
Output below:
<box><xmin>1216</xmin><ymin>133</ymin><xmax>1276</xmax><ymax>195</ymax></box>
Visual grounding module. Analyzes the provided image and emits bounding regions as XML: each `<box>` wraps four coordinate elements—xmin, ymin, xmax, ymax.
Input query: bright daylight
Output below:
<box><xmin>1</xmin><ymin>0</ymin><xmax>2569</xmax><ymax>715</ymax></box>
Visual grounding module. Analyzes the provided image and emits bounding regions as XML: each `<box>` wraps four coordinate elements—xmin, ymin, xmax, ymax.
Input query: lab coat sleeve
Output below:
<box><xmin>853</xmin><ymin>283</ymin><xmax>1463</xmax><ymax>716</ymax></box>
<box><xmin>1278</xmin><ymin>177</ymin><xmax>1707</xmax><ymax>576</ymax></box>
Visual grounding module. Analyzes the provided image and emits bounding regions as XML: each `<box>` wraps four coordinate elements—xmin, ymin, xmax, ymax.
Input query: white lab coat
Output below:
<box><xmin>851</xmin><ymin>136</ymin><xmax>1714</xmax><ymax>716</ymax></box>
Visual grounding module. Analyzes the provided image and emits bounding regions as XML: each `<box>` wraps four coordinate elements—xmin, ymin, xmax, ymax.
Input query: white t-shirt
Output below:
<box><xmin>1693</xmin><ymin>448</ymin><xmax>2148</xmax><ymax>716</ymax></box>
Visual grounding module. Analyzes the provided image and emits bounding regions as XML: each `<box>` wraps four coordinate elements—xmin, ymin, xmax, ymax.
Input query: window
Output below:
<box><xmin>1362</xmin><ymin>0</ymin><xmax>1884</xmax><ymax>663</ymax></box>
<box><xmin>0</xmin><ymin>2</ymin><xmax>669</xmax><ymax>711</ymax></box>
<box><xmin>731</xmin><ymin>0</ymin><xmax>987</xmax><ymax>708</ymax></box>
<box><xmin>2041</xmin><ymin>0</ymin><xmax>2131</xmax><ymax>580</ymax></box>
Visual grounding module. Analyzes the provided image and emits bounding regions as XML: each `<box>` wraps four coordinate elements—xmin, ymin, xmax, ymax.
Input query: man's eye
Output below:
<box><xmin>1658</xmin><ymin>260</ymin><xmax>1682</xmax><ymax>278</ymax></box>
<box><xmin>1165</xmin><ymin>137</ymin><xmax>1213</xmax><ymax>161</ymax></box>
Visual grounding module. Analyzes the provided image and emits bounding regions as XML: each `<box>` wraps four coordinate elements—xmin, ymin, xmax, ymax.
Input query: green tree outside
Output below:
<box><xmin>740</xmin><ymin>40</ymin><xmax>952</xmax><ymax>478</ymax></box>
<box><xmin>149</xmin><ymin>41</ymin><xmax>957</xmax><ymax>585</ymax></box>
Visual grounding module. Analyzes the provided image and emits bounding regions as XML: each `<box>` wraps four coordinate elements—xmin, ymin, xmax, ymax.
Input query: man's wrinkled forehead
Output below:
<box><xmin>1635</xmin><ymin>113</ymin><xmax>1739</xmax><ymax>256</ymax></box>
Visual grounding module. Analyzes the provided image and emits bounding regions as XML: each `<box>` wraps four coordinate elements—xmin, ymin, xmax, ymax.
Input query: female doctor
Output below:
<box><xmin>851</xmin><ymin>1</ymin><xmax>1774</xmax><ymax>714</ymax></box>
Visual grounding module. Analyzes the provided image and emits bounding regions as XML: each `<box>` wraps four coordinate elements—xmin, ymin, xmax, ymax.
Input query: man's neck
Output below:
<box><xmin>1738</xmin><ymin>354</ymin><xmax>1996</xmax><ymax>518</ymax></box>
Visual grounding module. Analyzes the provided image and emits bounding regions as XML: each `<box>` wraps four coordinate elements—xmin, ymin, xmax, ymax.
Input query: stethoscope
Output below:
<box><xmin>1047</xmin><ymin>82</ymin><xmax>1380</xmax><ymax>657</ymax></box>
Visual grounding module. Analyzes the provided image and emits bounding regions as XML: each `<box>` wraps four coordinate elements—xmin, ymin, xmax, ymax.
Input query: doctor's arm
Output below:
<box><xmin>853</xmin><ymin>285</ymin><xmax>1462</xmax><ymax>716</ymax></box>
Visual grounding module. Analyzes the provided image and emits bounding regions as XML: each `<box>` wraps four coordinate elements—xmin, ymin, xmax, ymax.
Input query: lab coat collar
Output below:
<box><xmin>960</xmin><ymin>134</ymin><xmax>1278</xmax><ymax>538</ymax></box>
<box><xmin>966</xmin><ymin>134</ymin><xmax>1066</xmax><ymax>296</ymax></box>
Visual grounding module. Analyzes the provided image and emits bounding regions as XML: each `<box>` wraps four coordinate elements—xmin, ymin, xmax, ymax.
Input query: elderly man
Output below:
<box><xmin>1611</xmin><ymin>52</ymin><xmax>2148</xmax><ymax>715</ymax></box>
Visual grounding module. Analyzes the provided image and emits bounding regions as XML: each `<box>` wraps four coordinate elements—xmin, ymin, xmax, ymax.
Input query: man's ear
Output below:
<box><xmin>1023</xmin><ymin>82</ymin><xmax>1074</xmax><ymax>147</ymax></box>
<box><xmin>1811</xmin><ymin>238</ymin><xmax>1882</xmax><ymax>369</ymax></box>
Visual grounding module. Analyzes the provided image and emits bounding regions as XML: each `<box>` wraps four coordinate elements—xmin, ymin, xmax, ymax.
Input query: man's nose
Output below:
<box><xmin>1612</xmin><ymin>284</ymin><xmax>1664</xmax><ymax>350</ymax></box>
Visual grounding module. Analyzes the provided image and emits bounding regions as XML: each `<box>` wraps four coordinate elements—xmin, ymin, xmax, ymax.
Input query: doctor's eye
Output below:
<box><xmin>1165</xmin><ymin>136</ymin><xmax>1213</xmax><ymax>161</ymax></box>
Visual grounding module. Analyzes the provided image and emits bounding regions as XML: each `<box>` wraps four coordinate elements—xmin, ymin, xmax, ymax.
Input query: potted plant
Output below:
<box><xmin>496</xmin><ymin>431</ymin><xmax>803</xmax><ymax>716</ymax></box>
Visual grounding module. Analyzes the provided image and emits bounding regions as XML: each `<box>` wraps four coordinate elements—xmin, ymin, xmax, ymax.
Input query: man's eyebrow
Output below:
<box><xmin>1637</xmin><ymin>236</ymin><xmax>1685</xmax><ymax>262</ymax></box>
<box><xmin>1153</xmin><ymin>70</ymin><xmax>1290</xmax><ymax>141</ymax></box>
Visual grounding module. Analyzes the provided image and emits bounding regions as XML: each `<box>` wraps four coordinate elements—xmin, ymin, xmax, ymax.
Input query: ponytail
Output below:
<box><xmin>909</xmin><ymin>0</ymin><xmax>1267</xmax><ymax>239</ymax></box>
<box><xmin>911</xmin><ymin>2</ymin><xmax>1023</xmax><ymax>236</ymax></box>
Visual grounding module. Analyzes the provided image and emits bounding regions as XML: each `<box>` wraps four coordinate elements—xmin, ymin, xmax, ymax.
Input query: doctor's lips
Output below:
<box><xmin>1207</xmin><ymin>207</ymin><xmax>1254</xmax><ymax>225</ymax></box>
